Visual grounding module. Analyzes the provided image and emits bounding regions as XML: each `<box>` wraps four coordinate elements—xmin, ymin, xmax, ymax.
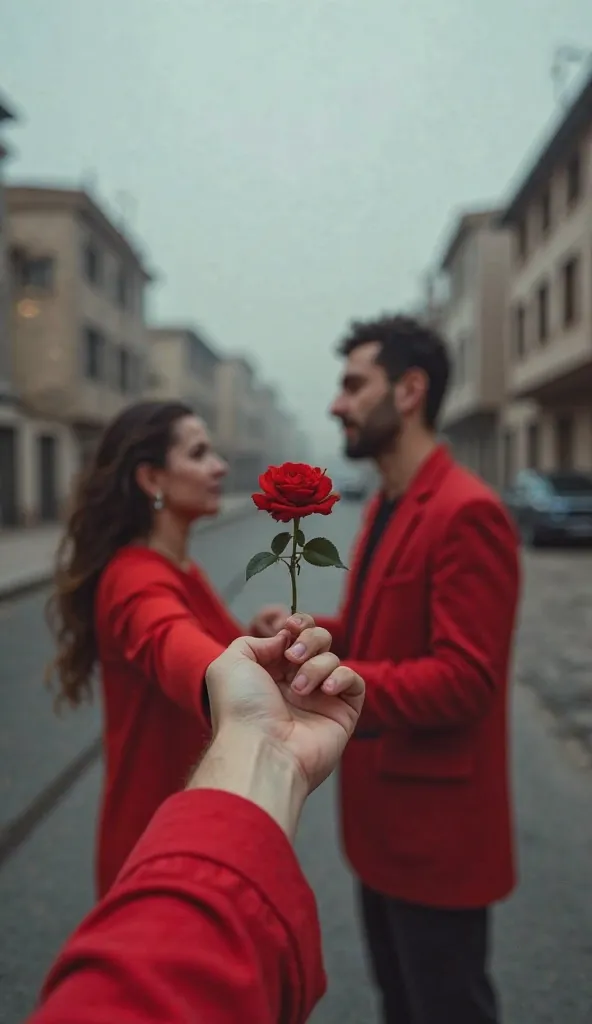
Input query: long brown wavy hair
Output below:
<box><xmin>46</xmin><ymin>400</ymin><xmax>193</xmax><ymax>710</ymax></box>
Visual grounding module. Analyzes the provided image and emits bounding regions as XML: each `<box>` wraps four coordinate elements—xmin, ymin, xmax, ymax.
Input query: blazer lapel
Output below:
<box><xmin>349</xmin><ymin>445</ymin><xmax>453</xmax><ymax>655</ymax></box>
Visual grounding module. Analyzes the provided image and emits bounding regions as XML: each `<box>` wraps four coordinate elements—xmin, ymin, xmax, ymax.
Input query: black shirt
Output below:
<box><xmin>347</xmin><ymin>495</ymin><xmax>399</xmax><ymax>641</ymax></box>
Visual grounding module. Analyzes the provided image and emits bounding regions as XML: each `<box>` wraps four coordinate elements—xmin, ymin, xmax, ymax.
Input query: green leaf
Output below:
<box><xmin>246</xmin><ymin>551</ymin><xmax>278</xmax><ymax>581</ymax></box>
<box><xmin>271</xmin><ymin>532</ymin><xmax>291</xmax><ymax>555</ymax></box>
<box><xmin>302</xmin><ymin>537</ymin><xmax>347</xmax><ymax>569</ymax></box>
<box><xmin>296</xmin><ymin>529</ymin><xmax>305</xmax><ymax>547</ymax></box>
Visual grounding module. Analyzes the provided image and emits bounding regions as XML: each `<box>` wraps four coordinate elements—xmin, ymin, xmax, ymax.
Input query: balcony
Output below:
<box><xmin>509</xmin><ymin>325</ymin><xmax>592</xmax><ymax>403</ymax></box>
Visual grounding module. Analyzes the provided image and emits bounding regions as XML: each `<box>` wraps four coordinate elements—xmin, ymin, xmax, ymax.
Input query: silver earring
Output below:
<box><xmin>153</xmin><ymin>490</ymin><xmax>164</xmax><ymax>511</ymax></box>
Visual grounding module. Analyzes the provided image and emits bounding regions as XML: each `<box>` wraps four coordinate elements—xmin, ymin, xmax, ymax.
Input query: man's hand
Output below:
<box><xmin>204</xmin><ymin>631</ymin><xmax>364</xmax><ymax>796</ymax></box>
<box><xmin>249</xmin><ymin>604</ymin><xmax>290</xmax><ymax>638</ymax></box>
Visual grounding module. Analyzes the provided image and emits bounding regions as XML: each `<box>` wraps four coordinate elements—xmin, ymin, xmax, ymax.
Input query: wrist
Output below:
<box><xmin>187</xmin><ymin>725</ymin><xmax>308</xmax><ymax>842</ymax></box>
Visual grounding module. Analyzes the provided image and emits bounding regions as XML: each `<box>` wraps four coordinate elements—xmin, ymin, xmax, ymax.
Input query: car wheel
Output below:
<box><xmin>521</xmin><ymin>522</ymin><xmax>541</xmax><ymax>548</ymax></box>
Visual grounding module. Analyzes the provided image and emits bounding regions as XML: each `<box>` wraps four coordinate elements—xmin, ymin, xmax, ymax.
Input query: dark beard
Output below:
<box><xmin>343</xmin><ymin>394</ymin><xmax>400</xmax><ymax>460</ymax></box>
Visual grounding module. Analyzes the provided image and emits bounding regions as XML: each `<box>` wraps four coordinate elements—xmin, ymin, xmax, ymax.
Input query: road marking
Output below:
<box><xmin>0</xmin><ymin>566</ymin><xmax>250</xmax><ymax>870</ymax></box>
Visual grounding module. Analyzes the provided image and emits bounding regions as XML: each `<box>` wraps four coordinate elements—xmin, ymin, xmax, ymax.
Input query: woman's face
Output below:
<box><xmin>158</xmin><ymin>415</ymin><xmax>227</xmax><ymax>520</ymax></box>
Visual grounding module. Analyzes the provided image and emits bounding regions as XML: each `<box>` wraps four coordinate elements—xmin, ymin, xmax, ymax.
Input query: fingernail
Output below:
<box><xmin>290</xmin><ymin>615</ymin><xmax>303</xmax><ymax>625</ymax></box>
<box><xmin>288</xmin><ymin>643</ymin><xmax>306</xmax><ymax>659</ymax></box>
<box><xmin>292</xmin><ymin>673</ymin><xmax>308</xmax><ymax>691</ymax></box>
<box><xmin>323</xmin><ymin>678</ymin><xmax>336</xmax><ymax>693</ymax></box>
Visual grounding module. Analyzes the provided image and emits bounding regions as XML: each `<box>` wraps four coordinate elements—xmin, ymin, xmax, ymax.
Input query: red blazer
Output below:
<box><xmin>94</xmin><ymin>547</ymin><xmax>241</xmax><ymax>897</ymax></box>
<box><xmin>30</xmin><ymin>790</ymin><xmax>326</xmax><ymax>1024</ymax></box>
<box><xmin>318</xmin><ymin>446</ymin><xmax>521</xmax><ymax>908</ymax></box>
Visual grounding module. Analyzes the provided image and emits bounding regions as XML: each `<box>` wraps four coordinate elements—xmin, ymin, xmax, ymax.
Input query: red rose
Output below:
<box><xmin>252</xmin><ymin>463</ymin><xmax>340</xmax><ymax>523</ymax></box>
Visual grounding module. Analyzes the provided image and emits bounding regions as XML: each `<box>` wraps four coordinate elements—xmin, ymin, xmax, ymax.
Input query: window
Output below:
<box><xmin>11</xmin><ymin>250</ymin><xmax>55</xmax><ymax>291</ymax></box>
<box><xmin>83</xmin><ymin>326</ymin><xmax>105</xmax><ymax>381</ymax></box>
<box><xmin>540</xmin><ymin>189</ymin><xmax>551</xmax><ymax>235</ymax></box>
<box><xmin>117</xmin><ymin>347</ymin><xmax>131</xmax><ymax>392</ymax></box>
<box><xmin>555</xmin><ymin>414</ymin><xmax>573</xmax><ymax>470</ymax></box>
<box><xmin>527</xmin><ymin>421</ymin><xmax>539</xmax><ymax>469</ymax></box>
<box><xmin>115</xmin><ymin>266</ymin><xmax>130</xmax><ymax>309</ymax></box>
<box><xmin>513</xmin><ymin>303</ymin><xmax>526</xmax><ymax>359</ymax></box>
<box><xmin>22</xmin><ymin>256</ymin><xmax>54</xmax><ymax>290</ymax></box>
<box><xmin>567</xmin><ymin>152</ymin><xmax>581</xmax><ymax>206</ymax></box>
<box><xmin>537</xmin><ymin>283</ymin><xmax>549</xmax><ymax>344</ymax></box>
<box><xmin>516</xmin><ymin>220</ymin><xmax>527</xmax><ymax>262</ymax></box>
<box><xmin>83</xmin><ymin>240</ymin><xmax>103</xmax><ymax>286</ymax></box>
<box><xmin>562</xmin><ymin>255</ymin><xmax>580</xmax><ymax>327</ymax></box>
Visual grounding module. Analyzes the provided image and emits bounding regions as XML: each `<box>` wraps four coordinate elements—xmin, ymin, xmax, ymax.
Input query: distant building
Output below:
<box><xmin>499</xmin><ymin>68</ymin><xmax>592</xmax><ymax>482</ymax></box>
<box><xmin>0</xmin><ymin>92</ymin><xmax>18</xmax><ymax>525</ymax></box>
<box><xmin>215</xmin><ymin>356</ymin><xmax>266</xmax><ymax>490</ymax></box>
<box><xmin>5</xmin><ymin>184</ymin><xmax>153</xmax><ymax>523</ymax></box>
<box><xmin>147</xmin><ymin>326</ymin><xmax>221</xmax><ymax>432</ymax></box>
<box><xmin>0</xmin><ymin>94</ymin><xmax>15</xmax><ymax>404</ymax></box>
<box><xmin>258</xmin><ymin>384</ymin><xmax>285</xmax><ymax>467</ymax></box>
<box><xmin>438</xmin><ymin>208</ymin><xmax>512</xmax><ymax>487</ymax></box>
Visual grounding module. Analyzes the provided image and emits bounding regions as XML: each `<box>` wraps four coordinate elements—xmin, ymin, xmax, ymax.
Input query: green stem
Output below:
<box><xmin>289</xmin><ymin>518</ymin><xmax>300</xmax><ymax>615</ymax></box>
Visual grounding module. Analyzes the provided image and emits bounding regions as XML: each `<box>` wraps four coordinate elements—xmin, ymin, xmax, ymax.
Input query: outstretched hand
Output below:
<box><xmin>205</xmin><ymin>629</ymin><xmax>364</xmax><ymax>793</ymax></box>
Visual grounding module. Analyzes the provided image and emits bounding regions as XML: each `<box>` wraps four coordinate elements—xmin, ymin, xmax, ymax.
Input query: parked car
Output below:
<box><xmin>504</xmin><ymin>470</ymin><xmax>592</xmax><ymax>547</ymax></box>
<box><xmin>336</xmin><ymin>474</ymin><xmax>368</xmax><ymax>501</ymax></box>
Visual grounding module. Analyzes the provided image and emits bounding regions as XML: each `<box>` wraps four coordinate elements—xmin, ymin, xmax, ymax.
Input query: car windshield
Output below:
<box><xmin>544</xmin><ymin>472</ymin><xmax>592</xmax><ymax>495</ymax></box>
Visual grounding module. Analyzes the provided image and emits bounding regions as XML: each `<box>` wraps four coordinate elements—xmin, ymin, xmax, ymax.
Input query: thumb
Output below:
<box><xmin>235</xmin><ymin>631</ymin><xmax>290</xmax><ymax>667</ymax></box>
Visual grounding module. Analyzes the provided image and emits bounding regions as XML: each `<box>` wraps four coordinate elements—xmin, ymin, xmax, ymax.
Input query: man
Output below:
<box><xmin>255</xmin><ymin>315</ymin><xmax>520</xmax><ymax>1024</ymax></box>
<box><xmin>29</xmin><ymin>619</ymin><xmax>365</xmax><ymax>1024</ymax></box>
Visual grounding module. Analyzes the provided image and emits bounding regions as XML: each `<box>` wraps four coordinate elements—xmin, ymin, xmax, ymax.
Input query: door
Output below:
<box><xmin>38</xmin><ymin>434</ymin><xmax>58</xmax><ymax>521</ymax></box>
<box><xmin>0</xmin><ymin>426</ymin><xmax>18</xmax><ymax>526</ymax></box>
<box><xmin>555</xmin><ymin>415</ymin><xmax>573</xmax><ymax>470</ymax></box>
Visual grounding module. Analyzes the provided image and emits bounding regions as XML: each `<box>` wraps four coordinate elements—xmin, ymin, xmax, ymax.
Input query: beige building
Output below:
<box><xmin>500</xmin><ymin>70</ymin><xmax>592</xmax><ymax>483</ymax></box>
<box><xmin>438</xmin><ymin>209</ymin><xmax>512</xmax><ymax>487</ymax></box>
<box><xmin>148</xmin><ymin>326</ymin><xmax>220</xmax><ymax>433</ymax></box>
<box><xmin>0</xmin><ymin>93</ymin><xmax>18</xmax><ymax>524</ymax></box>
<box><xmin>0</xmin><ymin>95</ymin><xmax>15</xmax><ymax>404</ymax></box>
<box><xmin>5</xmin><ymin>186</ymin><xmax>152</xmax><ymax>522</ymax></box>
<box><xmin>215</xmin><ymin>356</ymin><xmax>266</xmax><ymax>490</ymax></box>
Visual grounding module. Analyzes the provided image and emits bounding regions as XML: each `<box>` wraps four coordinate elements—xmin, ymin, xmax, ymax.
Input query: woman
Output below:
<box><xmin>47</xmin><ymin>400</ymin><xmax>329</xmax><ymax>897</ymax></box>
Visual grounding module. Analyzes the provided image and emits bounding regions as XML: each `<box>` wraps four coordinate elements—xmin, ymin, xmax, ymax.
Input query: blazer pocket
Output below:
<box><xmin>377</xmin><ymin>731</ymin><xmax>474</xmax><ymax>782</ymax></box>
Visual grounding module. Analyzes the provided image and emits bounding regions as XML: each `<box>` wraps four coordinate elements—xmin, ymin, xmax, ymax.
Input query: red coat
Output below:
<box><xmin>29</xmin><ymin>790</ymin><xmax>326</xmax><ymax>1024</ymax></box>
<box><xmin>94</xmin><ymin>548</ymin><xmax>241</xmax><ymax>896</ymax></box>
<box><xmin>318</xmin><ymin>446</ymin><xmax>521</xmax><ymax>908</ymax></box>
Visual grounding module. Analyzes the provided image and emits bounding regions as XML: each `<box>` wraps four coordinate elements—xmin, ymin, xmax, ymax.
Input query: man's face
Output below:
<box><xmin>330</xmin><ymin>342</ymin><xmax>401</xmax><ymax>460</ymax></box>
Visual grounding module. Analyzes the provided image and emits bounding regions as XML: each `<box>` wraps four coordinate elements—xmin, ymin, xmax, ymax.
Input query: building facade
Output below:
<box><xmin>500</xmin><ymin>70</ymin><xmax>592</xmax><ymax>484</ymax></box>
<box><xmin>215</xmin><ymin>356</ymin><xmax>266</xmax><ymax>491</ymax></box>
<box><xmin>148</xmin><ymin>326</ymin><xmax>220</xmax><ymax>433</ymax></box>
<box><xmin>0</xmin><ymin>93</ymin><xmax>18</xmax><ymax>525</ymax></box>
<box><xmin>0</xmin><ymin>95</ymin><xmax>15</xmax><ymax>404</ymax></box>
<box><xmin>5</xmin><ymin>186</ymin><xmax>152</xmax><ymax>522</ymax></box>
<box><xmin>438</xmin><ymin>209</ymin><xmax>512</xmax><ymax>487</ymax></box>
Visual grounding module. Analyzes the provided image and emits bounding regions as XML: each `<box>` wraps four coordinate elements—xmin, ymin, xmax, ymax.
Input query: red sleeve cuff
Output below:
<box><xmin>116</xmin><ymin>789</ymin><xmax>325</xmax><ymax>1011</ymax></box>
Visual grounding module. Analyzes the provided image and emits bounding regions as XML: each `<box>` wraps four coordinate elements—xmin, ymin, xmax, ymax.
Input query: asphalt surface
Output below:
<box><xmin>1</xmin><ymin>503</ymin><xmax>592</xmax><ymax>1023</ymax></box>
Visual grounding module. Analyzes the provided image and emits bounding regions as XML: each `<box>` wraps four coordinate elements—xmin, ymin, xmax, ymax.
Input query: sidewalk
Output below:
<box><xmin>0</xmin><ymin>493</ymin><xmax>254</xmax><ymax>602</ymax></box>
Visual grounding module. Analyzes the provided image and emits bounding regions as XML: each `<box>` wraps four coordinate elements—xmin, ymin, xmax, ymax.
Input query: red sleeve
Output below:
<box><xmin>312</xmin><ymin>614</ymin><xmax>345</xmax><ymax>657</ymax></box>
<box><xmin>29</xmin><ymin>791</ymin><xmax>326</xmax><ymax>1024</ymax></box>
<box><xmin>348</xmin><ymin>500</ymin><xmax>520</xmax><ymax>731</ymax></box>
<box><xmin>99</xmin><ymin>562</ymin><xmax>225</xmax><ymax>726</ymax></box>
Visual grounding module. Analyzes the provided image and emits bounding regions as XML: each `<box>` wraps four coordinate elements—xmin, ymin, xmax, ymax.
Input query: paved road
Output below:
<box><xmin>1</xmin><ymin>504</ymin><xmax>592</xmax><ymax>1022</ymax></box>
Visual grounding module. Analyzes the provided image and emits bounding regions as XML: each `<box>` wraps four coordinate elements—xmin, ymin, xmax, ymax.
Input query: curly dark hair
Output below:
<box><xmin>338</xmin><ymin>314</ymin><xmax>450</xmax><ymax>428</ymax></box>
<box><xmin>46</xmin><ymin>400</ymin><xmax>193</xmax><ymax>710</ymax></box>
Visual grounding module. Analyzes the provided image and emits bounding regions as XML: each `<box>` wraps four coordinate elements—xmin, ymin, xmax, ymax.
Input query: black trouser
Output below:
<box><xmin>359</xmin><ymin>885</ymin><xmax>500</xmax><ymax>1024</ymax></box>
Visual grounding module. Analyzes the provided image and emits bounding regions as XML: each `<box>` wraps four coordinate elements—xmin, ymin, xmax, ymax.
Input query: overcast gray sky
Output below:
<box><xmin>3</xmin><ymin>1</ymin><xmax>592</xmax><ymax>458</ymax></box>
